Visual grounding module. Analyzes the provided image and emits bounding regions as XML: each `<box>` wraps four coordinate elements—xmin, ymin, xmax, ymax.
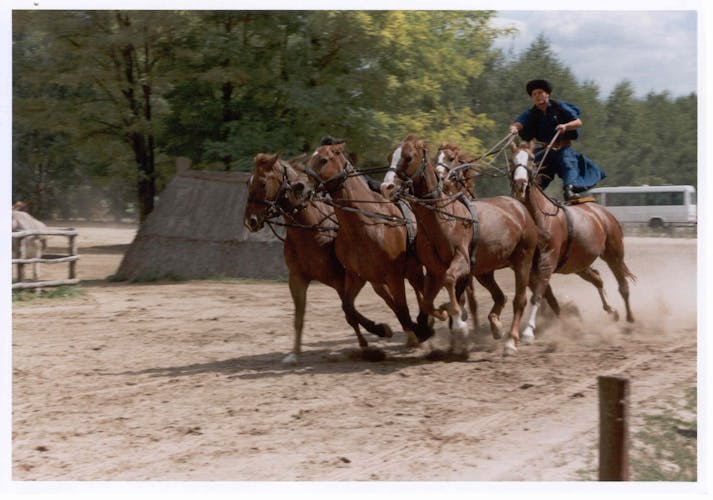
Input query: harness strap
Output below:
<box><xmin>555</xmin><ymin>203</ymin><xmax>574</xmax><ymax>271</ymax></box>
<box><xmin>457</xmin><ymin>193</ymin><xmax>478</xmax><ymax>268</ymax></box>
<box><xmin>396</xmin><ymin>200</ymin><xmax>417</xmax><ymax>251</ymax></box>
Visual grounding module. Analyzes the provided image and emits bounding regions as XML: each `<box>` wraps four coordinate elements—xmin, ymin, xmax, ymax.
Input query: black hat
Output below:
<box><xmin>526</xmin><ymin>79</ymin><xmax>553</xmax><ymax>95</ymax></box>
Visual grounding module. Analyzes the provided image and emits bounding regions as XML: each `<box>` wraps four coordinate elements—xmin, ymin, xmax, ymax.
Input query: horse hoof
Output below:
<box><xmin>404</xmin><ymin>331</ymin><xmax>419</xmax><ymax>347</ymax></box>
<box><xmin>502</xmin><ymin>340</ymin><xmax>517</xmax><ymax>357</ymax></box>
<box><xmin>612</xmin><ymin>310</ymin><xmax>620</xmax><ymax>322</ymax></box>
<box><xmin>282</xmin><ymin>352</ymin><xmax>299</xmax><ymax>365</ymax></box>
<box><xmin>521</xmin><ymin>329</ymin><xmax>535</xmax><ymax>345</ymax></box>
<box><xmin>379</xmin><ymin>323</ymin><xmax>394</xmax><ymax>338</ymax></box>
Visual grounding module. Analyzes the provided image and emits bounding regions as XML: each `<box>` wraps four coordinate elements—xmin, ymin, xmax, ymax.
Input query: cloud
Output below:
<box><xmin>492</xmin><ymin>11</ymin><xmax>697</xmax><ymax>98</ymax></box>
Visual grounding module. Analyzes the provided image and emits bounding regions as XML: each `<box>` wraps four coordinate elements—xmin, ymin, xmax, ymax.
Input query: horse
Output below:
<box><xmin>12</xmin><ymin>209</ymin><xmax>48</xmax><ymax>281</ymax></box>
<box><xmin>244</xmin><ymin>153</ymin><xmax>393</xmax><ymax>363</ymax></box>
<box><xmin>381</xmin><ymin>135</ymin><xmax>539</xmax><ymax>356</ymax></box>
<box><xmin>510</xmin><ymin>144</ymin><xmax>636</xmax><ymax>341</ymax></box>
<box><xmin>434</xmin><ymin>142</ymin><xmax>478</xmax><ymax>198</ymax></box>
<box><xmin>433</xmin><ymin>143</ymin><xmax>480</xmax><ymax>329</ymax></box>
<box><xmin>303</xmin><ymin>141</ymin><xmax>434</xmax><ymax>347</ymax></box>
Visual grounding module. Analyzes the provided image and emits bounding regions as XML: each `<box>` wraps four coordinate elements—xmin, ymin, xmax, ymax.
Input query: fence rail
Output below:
<box><xmin>12</xmin><ymin>228</ymin><xmax>79</xmax><ymax>290</ymax></box>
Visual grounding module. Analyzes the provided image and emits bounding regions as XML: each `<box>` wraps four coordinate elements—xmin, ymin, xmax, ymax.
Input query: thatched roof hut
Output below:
<box><xmin>115</xmin><ymin>170</ymin><xmax>287</xmax><ymax>280</ymax></box>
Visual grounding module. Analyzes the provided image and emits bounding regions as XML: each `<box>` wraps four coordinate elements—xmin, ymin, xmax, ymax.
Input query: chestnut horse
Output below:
<box><xmin>244</xmin><ymin>153</ymin><xmax>393</xmax><ymax>363</ymax></box>
<box><xmin>435</xmin><ymin>142</ymin><xmax>478</xmax><ymax>198</ymax></box>
<box><xmin>434</xmin><ymin>143</ymin><xmax>479</xmax><ymax>329</ymax></box>
<box><xmin>510</xmin><ymin>145</ymin><xmax>636</xmax><ymax>342</ymax></box>
<box><xmin>303</xmin><ymin>142</ymin><xmax>434</xmax><ymax>346</ymax></box>
<box><xmin>381</xmin><ymin>135</ymin><xmax>539</xmax><ymax>356</ymax></box>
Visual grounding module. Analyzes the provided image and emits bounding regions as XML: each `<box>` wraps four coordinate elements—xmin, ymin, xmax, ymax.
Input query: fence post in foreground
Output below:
<box><xmin>598</xmin><ymin>375</ymin><xmax>630</xmax><ymax>481</ymax></box>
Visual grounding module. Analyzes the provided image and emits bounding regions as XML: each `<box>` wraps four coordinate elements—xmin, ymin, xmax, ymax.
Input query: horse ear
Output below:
<box><xmin>269</xmin><ymin>153</ymin><xmax>280</xmax><ymax>166</ymax></box>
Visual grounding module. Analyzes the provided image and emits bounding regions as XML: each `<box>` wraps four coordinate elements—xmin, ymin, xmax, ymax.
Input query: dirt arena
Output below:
<box><xmin>11</xmin><ymin>223</ymin><xmax>698</xmax><ymax>482</ymax></box>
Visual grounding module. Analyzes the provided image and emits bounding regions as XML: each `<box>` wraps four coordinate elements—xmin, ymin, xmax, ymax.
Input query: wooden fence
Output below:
<box><xmin>11</xmin><ymin>228</ymin><xmax>80</xmax><ymax>290</ymax></box>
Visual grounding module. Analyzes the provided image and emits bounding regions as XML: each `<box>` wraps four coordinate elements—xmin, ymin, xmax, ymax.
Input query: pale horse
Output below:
<box><xmin>12</xmin><ymin>209</ymin><xmax>48</xmax><ymax>281</ymax></box>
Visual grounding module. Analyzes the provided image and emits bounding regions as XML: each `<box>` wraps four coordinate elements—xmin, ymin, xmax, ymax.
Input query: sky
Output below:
<box><xmin>490</xmin><ymin>10</ymin><xmax>698</xmax><ymax>99</ymax></box>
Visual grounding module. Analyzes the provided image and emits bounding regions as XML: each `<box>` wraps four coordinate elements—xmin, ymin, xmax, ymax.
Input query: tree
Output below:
<box><xmin>13</xmin><ymin>10</ymin><xmax>183</xmax><ymax>221</ymax></box>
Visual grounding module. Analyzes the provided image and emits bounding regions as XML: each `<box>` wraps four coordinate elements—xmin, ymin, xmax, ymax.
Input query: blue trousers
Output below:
<box><xmin>534</xmin><ymin>146</ymin><xmax>606</xmax><ymax>192</ymax></box>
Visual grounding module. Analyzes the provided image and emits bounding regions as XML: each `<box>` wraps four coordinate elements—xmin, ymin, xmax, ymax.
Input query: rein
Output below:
<box><xmin>443</xmin><ymin>133</ymin><xmax>519</xmax><ymax>181</ymax></box>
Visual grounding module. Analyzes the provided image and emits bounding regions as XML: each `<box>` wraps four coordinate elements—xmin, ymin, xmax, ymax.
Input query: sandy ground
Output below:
<box><xmin>11</xmin><ymin>223</ymin><xmax>698</xmax><ymax>485</ymax></box>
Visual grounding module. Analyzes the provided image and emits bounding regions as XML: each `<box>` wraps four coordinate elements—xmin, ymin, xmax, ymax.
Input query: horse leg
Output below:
<box><xmin>369</xmin><ymin>280</ymin><xmax>418</xmax><ymax>347</ymax></box>
<box><xmin>577</xmin><ymin>267</ymin><xmax>620</xmax><ymax>321</ymax></box>
<box><xmin>341</xmin><ymin>274</ymin><xmax>394</xmax><ymax>339</ymax></box>
<box><xmin>384</xmin><ymin>273</ymin><xmax>424</xmax><ymax>346</ymax></box>
<box><xmin>337</xmin><ymin>271</ymin><xmax>373</xmax><ymax>350</ymax></box>
<box><xmin>443</xmin><ymin>256</ymin><xmax>471</xmax><ymax>358</ymax></box>
<box><xmin>405</xmin><ymin>254</ymin><xmax>437</xmax><ymax>339</ymax></box>
<box><xmin>464</xmin><ymin>277</ymin><xmax>479</xmax><ymax>330</ymax></box>
<box><xmin>523</xmin><ymin>253</ymin><xmax>559</xmax><ymax>344</ymax></box>
<box><xmin>284</xmin><ymin>272</ymin><xmax>310</xmax><ymax>365</ymax></box>
<box><xmin>474</xmin><ymin>271</ymin><xmax>506</xmax><ymax>340</ymax></box>
<box><xmin>503</xmin><ymin>250</ymin><xmax>533</xmax><ymax>356</ymax></box>
<box><xmin>603</xmin><ymin>257</ymin><xmax>636</xmax><ymax>323</ymax></box>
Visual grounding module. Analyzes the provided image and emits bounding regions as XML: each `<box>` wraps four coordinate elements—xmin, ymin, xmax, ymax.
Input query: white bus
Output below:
<box><xmin>589</xmin><ymin>185</ymin><xmax>697</xmax><ymax>228</ymax></box>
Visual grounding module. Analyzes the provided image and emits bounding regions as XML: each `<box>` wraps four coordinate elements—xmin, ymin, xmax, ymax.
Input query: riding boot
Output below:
<box><xmin>564</xmin><ymin>184</ymin><xmax>580</xmax><ymax>201</ymax></box>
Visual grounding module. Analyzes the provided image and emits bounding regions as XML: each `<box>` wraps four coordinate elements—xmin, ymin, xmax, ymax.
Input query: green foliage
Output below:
<box><xmin>12</xmin><ymin>12</ymin><xmax>697</xmax><ymax>217</ymax></box>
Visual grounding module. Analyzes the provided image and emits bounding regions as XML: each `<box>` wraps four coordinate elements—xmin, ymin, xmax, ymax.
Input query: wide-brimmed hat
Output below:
<box><xmin>526</xmin><ymin>79</ymin><xmax>553</xmax><ymax>95</ymax></box>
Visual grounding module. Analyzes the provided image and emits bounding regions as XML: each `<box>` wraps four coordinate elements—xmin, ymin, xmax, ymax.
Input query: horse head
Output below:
<box><xmin>305</xmin><ymin>142</ymin><xmax>352</xmax><ymax>194</ymax></box>
<box><xmin>380</xmin><ymin>134</ymin><xmax>435</xmax><ymax>201</ymax></box>
<box><xmin>509</xmin><ymin>144</ymin><xmax>535</xmax><ymax>202</ymax></box>
<box><xmin>244</xmin><ymin>153</ymin><xmax>305</xmax><ymax>232</ymax></box>
<box><xmin>435</xmin><ymin>143</ymin><xmax>477</xmax><ymax>197</ymax></box>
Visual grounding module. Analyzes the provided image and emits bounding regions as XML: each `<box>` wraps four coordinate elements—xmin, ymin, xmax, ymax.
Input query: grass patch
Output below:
<box><xmin>12</xmin><ymin>285</ymin><xmax>83</xmax><ymax>302</ymax></box>
<box><xmin>106</xmin><ymin>271</ymin><xmax>187</xmax><ymax>283</ymax></box>
<box><xmin>575</xmin><ymin>385</ymin><xmax>697</xmax><ymax>481</ymax></box>
<box><xmin>630</xmin><ymin>385</ymin><xmax>697</xmax><ymax>481</ymax></box>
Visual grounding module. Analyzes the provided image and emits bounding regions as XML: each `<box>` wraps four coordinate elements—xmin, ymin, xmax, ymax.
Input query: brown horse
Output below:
<box><xmin>303</xmin><ymin>142</ymin><xmax>434</xmax><ymax>346</ymax></box>
<box><xmin>381</xmin><ymin>135</ymin><xmax>539</xmax><ymax>356</ymax></box>
<box><xmin>434</xmin><ymin>142</ymin><xmax>478</xmax><ymax>198</ymax></box>
<box><xmin>433</xmin><ymin>143</ymin><xmax>480</xmax><ymax>329</ymax></box>
<box><xmin>510</xmin><ymin>145</ymin><xmax>635</xmax><ymax>342</ymax></box>
<box><xmin>244</xmin><ymin>153</ymin><xmax>393</xmax><ymax>363</ymax></box>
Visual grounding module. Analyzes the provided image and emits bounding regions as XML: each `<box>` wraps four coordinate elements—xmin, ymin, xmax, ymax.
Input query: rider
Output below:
<box><xmin>508</xmin><ymin>79</ymin><xmax>606</xmax><ymax>201</ymax></box>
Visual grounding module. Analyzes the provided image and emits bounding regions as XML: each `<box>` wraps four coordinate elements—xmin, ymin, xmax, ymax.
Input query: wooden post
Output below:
<box><xmin>17</xmin><ymin>236</ymin><xmax>26</xmax><ymax>282</ymax></box>
<box><xmin>68</xmin><ymin>230</ymin><xmax>78</xmax><ymax>279</ymax></box>
<box><xmin>598</xmin><ymin>375</ymin><xmax>630</xmax><ymax>481</ymax></box>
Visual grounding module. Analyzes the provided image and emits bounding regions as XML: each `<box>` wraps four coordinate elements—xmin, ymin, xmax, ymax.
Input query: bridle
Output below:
<box><xmin>305</xmin><ymin>146</ymin><xmax>364</xmax><ymax>194</ymax></box>
<box><xmin>248</xmin><ymin>160</ymin><xmax>313</xmax><ymax>221</ymax></box>
<box><xmin>435</xmin><ymin>148</ymin><xmax>474</xmax><ymax>195</ymax></box>
<box><xmin>510</xmin><ymin>147</ymin><xmax>562</xmax><ymax>218</ymax></box>
<box><xmin>389</xmin><ymin>142</ymin><xmax>442</xmax><ymax>200</ymax></box>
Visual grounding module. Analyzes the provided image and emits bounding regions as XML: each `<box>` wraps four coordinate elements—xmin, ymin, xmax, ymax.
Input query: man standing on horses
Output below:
<box><xmin>508</xmin><ymin>79</ymin><xmax>606</xmax><ymax>201</ymax></box>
